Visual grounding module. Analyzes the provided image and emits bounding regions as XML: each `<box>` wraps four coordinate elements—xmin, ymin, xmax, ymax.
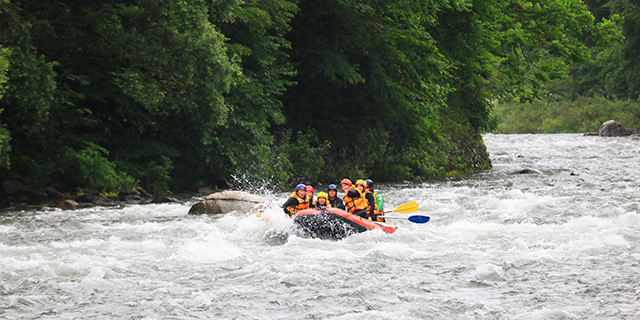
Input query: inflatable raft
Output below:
<box><xmin>291</xmin><ymin>207</ymin><xmax>397</xmax><ymax>240</ymax></box>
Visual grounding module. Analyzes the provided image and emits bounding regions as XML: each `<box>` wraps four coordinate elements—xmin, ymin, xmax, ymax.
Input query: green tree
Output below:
<box><xmin>0</xmin><ymin>0</ymin><xmax>238</xmax><ymax>191</ymax></box>
<box><xmin>0</xmin><ymin>44</ymin><xmax>10</xmax><ymax>168</ymax></box>
<box><xmin>197</xmin><ymin>0</ymin><xmax>302</xmax><ymax>187</ymax></box>
<box><xmin>282</xmin><ymin>0</ymin><xmax>452</xmax><ymax>181</ymax></box>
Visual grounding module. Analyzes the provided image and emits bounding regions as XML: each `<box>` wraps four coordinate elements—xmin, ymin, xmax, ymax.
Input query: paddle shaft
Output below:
<box><xmin>382</xmin><ymin>215</ymin><xmax>430</xmax><ymax>224</ymax></box>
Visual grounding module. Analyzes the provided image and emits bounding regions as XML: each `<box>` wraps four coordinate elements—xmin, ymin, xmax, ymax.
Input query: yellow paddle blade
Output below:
<box><xmin>392</xmin><ymin>202</ymin><xmax>418</xmax><ymax>214</ymax></box>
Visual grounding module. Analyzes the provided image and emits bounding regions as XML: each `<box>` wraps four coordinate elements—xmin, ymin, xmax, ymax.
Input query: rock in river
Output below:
<box><xmin>518</xmin><ymin>168</ymin><xmax>543</xmax><ymax>174</ymax></box>
<box><xmin>598</xmin><ymin>120</ymin><xmax>626</xmax><ymax>137</ymax></box>
<box><xmin>188</xmin><ymin>190</ymin><xmax>267</xmax><ymax>215</ymax></box>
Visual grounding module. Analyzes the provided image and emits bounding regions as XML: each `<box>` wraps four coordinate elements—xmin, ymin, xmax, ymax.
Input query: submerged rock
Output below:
<box><xmin>188</xmin><ymin>190</ymin><xmax>267</xmax><ymax>215</ymax></box>
<box><xmin>518</xmin><ymin>168</ymin><xmax>543</xmax><ymax>174</ymax></box>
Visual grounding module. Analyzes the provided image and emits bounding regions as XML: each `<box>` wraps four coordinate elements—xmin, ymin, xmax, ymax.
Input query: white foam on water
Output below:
<box><xmin>2</xmin><ymin>134</ymin><xmax>640</xmax><ymax>319</ymax></box>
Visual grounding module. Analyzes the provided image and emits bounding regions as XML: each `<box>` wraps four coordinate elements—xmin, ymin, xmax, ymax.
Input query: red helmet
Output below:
<box><xmin>306</xmin><ymin>185</ymin><xmax>314</xmax><ymax>193</ymax></box>
<box><xmin>340</xmin><ymin>179</ymin><xmax>352</xmax><ymax>187</ymax></box>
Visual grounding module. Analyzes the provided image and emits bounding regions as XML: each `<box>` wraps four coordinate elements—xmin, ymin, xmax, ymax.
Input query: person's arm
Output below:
<box><xmin>336</xmin><ymin>198</ymin><xmax>345</xmax><ymax>210</ymax></box>
<box><xmin>347</xmin><ymin>189</ymin><xmax>360</xmax><ymax>198</ymax></box>
<box><xmin>365</xmin><ymin>193</ymin><xmax>376</xmax><ymax>218</ymax></box>
<box><xmin>282</xmin><ymin>197</ymin><xmax>299</xmax><ymax>216</ymax></box>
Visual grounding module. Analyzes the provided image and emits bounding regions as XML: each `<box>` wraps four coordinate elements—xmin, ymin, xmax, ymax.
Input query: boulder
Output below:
<box><xmin>3</xmin><ymin>180</ymin><xmax>27</xmax><ymax>195</ymax></box>
<box><xmin>58</xmin><ymin>200</ymin><xmax>78</xmax><ymax>210</ymax></box>
<box><xmin>2</xmin><ymin>180</ymin><xmax>48</xmax><ymax>198</ymax></box>
<box><xmin>188</xmin><ymin>190</ymin><xmax>267</xmax><ymax>215</ymax></box>
<box><xmin>599</xmin><ymin>120</ymin><xmax>626</xmax><ymax>137</ymax></box>
<box><xmin>58</xmin><ymin>200</ymin><xmax>98</xmax><ymax>210</ymax></box>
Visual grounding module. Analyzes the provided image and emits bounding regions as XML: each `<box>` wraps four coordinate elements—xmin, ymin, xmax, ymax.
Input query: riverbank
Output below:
<box><xmin>492</xmin><ymin>97</ymin><xmax>640</xmax><ymax>134</ymax></box>
<box><xmin>0</xmin><ymin>181</ymin><xmax>191</xmax><ymax>212</ymax></box>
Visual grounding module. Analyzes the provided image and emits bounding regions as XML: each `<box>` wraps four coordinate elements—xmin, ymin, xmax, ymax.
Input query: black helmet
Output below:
<box><xmin>365</xmin><ymin>179</ymin><xmax>374</xmax><ymax>189</ymax></box>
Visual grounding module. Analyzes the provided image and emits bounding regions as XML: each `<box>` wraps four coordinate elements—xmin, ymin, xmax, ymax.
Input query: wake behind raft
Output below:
<box><xmin>290</xmin><ymin>207</ymin><xmax>398</xmax><ymax>241</ymax></box>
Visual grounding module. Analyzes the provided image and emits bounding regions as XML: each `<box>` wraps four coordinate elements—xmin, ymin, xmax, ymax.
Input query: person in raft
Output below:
<box><xmin>365</xmin><ymin>179</ymin><xmax>385</xmax><ymax>221</ymax></box>
<box><xmin>314</xmin><ymin>192</ymin><xmax>331</xmax><ymax>208</ymax></box>
<box><xmin>344</xmin><ymin>179</ymin><xmax>377</xmax><ymax>220</ymax></box>
<box><xmin>327</xmin><ymin>184</ymin><xmax>345</xmax><ymax>210</ymax></box>
<box><xmin>282</xmin><ymin>184</ymin><xmax>311</xmax><ymax>216</ymax></box>
<box><xmin>340</xmin><ymin>178</ymin><xmax>353</xmax><ymax>196</ymax></box>
<box><xmin>306</xmin><ymin>185</ymin><xmax>315</xmax><ymax>207</ymax></box>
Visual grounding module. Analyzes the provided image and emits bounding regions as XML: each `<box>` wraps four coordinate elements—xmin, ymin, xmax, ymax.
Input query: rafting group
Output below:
<box><xmin>278</xmin><ymin>179</ymin><xmax>426</xmax><ymax>240</ymax></box>
<box><xmin>282</xmin><ymin>178</ymin><xmax>385</xmax><ymax>221</ymax></box>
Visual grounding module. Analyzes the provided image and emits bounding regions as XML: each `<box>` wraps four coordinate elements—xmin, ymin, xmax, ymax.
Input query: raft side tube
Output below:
<box><xmin>291</xmin><ymin>207</ymin><xmax>397</xmax><ymax>240</ymax></box>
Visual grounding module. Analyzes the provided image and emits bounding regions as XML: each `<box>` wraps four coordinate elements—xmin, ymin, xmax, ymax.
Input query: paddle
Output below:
<box><xmin>374</xmin><ymin>201</ymin><xmax>418</xmax><ymax>215</ymax></box>
<box><xmin>382</xmin><ymin>215</ymin><xmax>431</xmax><ymax>224</ymax></box>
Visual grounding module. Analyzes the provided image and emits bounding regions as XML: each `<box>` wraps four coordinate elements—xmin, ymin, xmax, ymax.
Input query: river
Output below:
<box><xmin>1</xmin><ymin>134</ymin><xmax>639</xmax><ymax>319</ymax></box>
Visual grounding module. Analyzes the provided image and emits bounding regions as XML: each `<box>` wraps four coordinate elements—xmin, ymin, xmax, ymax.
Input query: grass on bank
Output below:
<box><xmin>492</xmin><ymin>97</ymin><xmax>640</xmax><ymax>134</ymax></box>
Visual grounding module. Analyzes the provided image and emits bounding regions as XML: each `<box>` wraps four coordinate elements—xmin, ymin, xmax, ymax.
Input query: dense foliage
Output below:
<box><xmin>494</xmin><ymin>0</ymin><xmax>640</xmax><ymax>134</ymax></box>
<box><xmin>0</xmin><ymin>0</ymin><xmax>611</xmax><ymax>193</ymax></box>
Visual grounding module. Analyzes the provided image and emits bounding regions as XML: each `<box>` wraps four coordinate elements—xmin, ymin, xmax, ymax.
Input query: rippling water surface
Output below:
<box><xmin>1</xmin><ymin>134</ymin><xmax>639</xmax><ymax>319</ymax></box>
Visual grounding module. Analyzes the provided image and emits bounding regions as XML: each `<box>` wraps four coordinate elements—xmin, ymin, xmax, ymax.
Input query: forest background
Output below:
<box><xmin>0</xmin><ymin>0</ymin><xmax>632</xmax><ymax>194</ymax></box>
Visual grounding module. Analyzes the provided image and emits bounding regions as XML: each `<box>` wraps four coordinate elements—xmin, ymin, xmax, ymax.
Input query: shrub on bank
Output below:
<box><xmin>493</xmin><ymin>97</ymin><xmax>640</xmax><ymax>133</ymax></box>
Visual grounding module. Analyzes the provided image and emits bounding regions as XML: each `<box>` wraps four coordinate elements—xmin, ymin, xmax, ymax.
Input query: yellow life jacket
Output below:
<box><xmin>359</xmin><ymin>190</ymin><xmax>378</xmax><ymax>213</ymax></box>
<box><xmin>313</xmin><ymin>199</ymin><xmax>331</xmax><ymax>208</ymax></box>
<box><xmin>285</xmin><ymin>191</ymin><xmax>310</xmax><ymax>214</ymax></box>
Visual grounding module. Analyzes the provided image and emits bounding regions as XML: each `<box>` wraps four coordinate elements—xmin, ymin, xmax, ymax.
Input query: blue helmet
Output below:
<box><xmin>328</xmin><ymin>184</ymin><xmax>338</xmax><ymax>191</ymax></box>
<box><xmin>296</xmin><ymin>184</ymin><xmax>306</xmax><ymax>190</ymax></box>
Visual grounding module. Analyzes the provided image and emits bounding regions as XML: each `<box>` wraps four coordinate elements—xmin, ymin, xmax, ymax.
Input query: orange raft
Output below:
<box><xmin>290</xmin><ymin>207</ymin><xmax>397</xmax><ymax>240</ymax></box>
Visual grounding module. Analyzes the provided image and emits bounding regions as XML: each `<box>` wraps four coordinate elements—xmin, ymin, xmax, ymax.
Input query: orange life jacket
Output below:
<box><xmin>285</xmin><ymin>191</ymin><xmax>310</xmax><ymax>214</ymax></box>
<box><xmin>345</xmin><ymin>189</ymin><xmax>378</xmax><ymax>213</ymax></box>
<box><xmin>342</xmin><ymin>185</ymin><xmax>356</xmax><ymax>204</ymax></box>
<box><xmin>344</xmin><ymin>188</ymin><xmax>364</xmax><ymax>213</ymax></box>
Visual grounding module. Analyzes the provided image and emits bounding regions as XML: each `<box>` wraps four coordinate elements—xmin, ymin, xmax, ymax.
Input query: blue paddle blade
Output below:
<box><xmin>408</xmin><ymin>215</ymin><xmax>430</xmax><ymax>224</ymax></box>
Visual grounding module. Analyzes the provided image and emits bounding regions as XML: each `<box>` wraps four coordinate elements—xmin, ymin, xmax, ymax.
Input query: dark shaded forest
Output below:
<box><xmin>0</xmin><ymin>0</ymin><xmax>621</xmax><ymax>194</ymax></box>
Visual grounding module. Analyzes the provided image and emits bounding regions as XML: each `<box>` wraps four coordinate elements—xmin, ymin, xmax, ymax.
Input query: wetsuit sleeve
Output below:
<box><xmin>366</xmin><ymin>193</ymin><xmax>376</xmax><ymax>218</ymax></box>
<box><xmin>336</xmin><ymin>198</ymin><xmax>345</xmax><ymax>210</ymax></box>
<box><xmin>282</xmin><ymin>198</ymin><xmax>299</xmax><ymax>215</ymax></box>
